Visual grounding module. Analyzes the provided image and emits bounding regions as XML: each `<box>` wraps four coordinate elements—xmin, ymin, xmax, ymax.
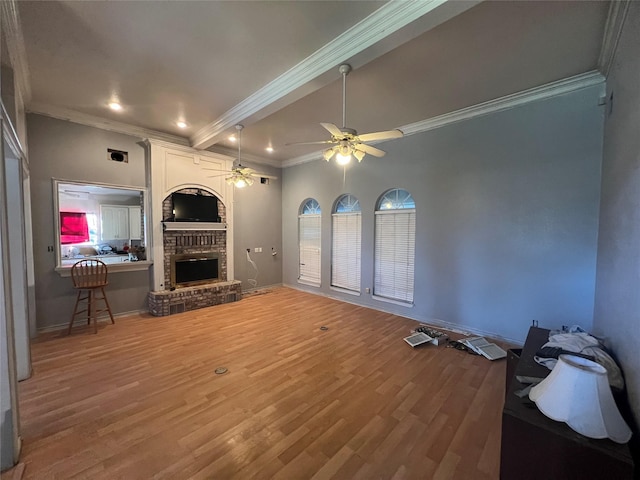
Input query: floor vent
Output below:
<box><xmin>170</xmin><ymin>303</ymin><xmax>185</xmax><ymax>315</ymax></box>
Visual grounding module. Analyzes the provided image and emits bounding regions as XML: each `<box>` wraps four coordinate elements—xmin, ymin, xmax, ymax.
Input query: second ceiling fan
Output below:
<box><xmin>288</xmin><ymin>64</ymin><xmax>404</xmax><ymax>164</ymax></box>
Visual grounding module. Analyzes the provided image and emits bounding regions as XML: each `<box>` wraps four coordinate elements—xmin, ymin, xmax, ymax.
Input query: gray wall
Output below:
<box><xmin>27</xmin><ymin>114</ymin><xmax>150</xmax><ymax>330</ymax></box>
<box><xmin>232</xmin><ymin>161</ymin><xmax>283</xmax><ymax>291</ymax></box>
<box><xmin>283</xmin><ymin>85</ymin><xmax>604</xmax><ymax>343</ymax></box>
<box><xmin>593</xmin><ymin>2</ymin><xmax>640</xmax><ymax>426</ymax></box>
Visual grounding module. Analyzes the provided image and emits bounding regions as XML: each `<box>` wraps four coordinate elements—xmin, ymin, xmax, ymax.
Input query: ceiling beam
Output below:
<box><xmin>190</xmin><ymin>0</ymin><xmax>481</xmax><ymax>150</ymax></box>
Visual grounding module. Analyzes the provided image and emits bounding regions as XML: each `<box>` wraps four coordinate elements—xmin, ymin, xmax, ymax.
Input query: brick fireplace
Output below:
<box><xmin>148</xmin><ymin>188</ymin><xmax>241</xmax><ymax>316</ymax></box>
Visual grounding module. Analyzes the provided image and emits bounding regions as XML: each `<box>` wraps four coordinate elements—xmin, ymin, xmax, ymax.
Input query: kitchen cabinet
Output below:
<box><xmin>100</xmin><ymin>205</ymin><xmax>129</xmax><ymax>240</ymax></box>
<box><xmin>128</xmin><ymin>206</ymin><xmax>142</xmax><ymax>240</ymax></box>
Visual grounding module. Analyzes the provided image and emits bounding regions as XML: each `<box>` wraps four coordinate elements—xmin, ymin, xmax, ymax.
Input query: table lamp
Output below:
<box><xmin>529</xmin><ymin>354</ymin><xmax>632</xmax><ymax>444</ymax></box>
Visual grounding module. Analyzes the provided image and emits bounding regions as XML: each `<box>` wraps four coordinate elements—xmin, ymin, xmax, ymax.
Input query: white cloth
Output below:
<box><xmin>534</xmin><ymin>332</ymin><xmax>624</xmax><ymax>391</ymax></box>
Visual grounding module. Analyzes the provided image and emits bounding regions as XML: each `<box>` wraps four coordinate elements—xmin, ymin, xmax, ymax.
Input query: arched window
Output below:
<box><xmin>374</xmin><ymin>189</ymin><xmax>415</xmax><ymax>303</ymax></box>
<box><xmin>298</xmin><ymin>198</ymin><xmax>321</xmax><ymax>286</ymax></box>
<box><xmin>331</xmin><ymin>194</ymin><xmax>361</xmax><ymax>292</ymax></box>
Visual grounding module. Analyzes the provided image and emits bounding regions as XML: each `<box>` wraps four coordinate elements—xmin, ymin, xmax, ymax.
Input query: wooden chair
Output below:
<box><xmin>68</xmin><ymin>259</ymin><xmax>115</xmax><ymax>334</ymax></box>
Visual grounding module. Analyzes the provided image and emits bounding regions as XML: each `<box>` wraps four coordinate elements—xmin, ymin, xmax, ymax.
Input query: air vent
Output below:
<box><xmin>108</xmin><ymin>148</ymin><xmax>128</xmax><ymax>163</ymax></box>
<box><xmin>169</xmin><ymin>302</ymin><xmax>185</xmax><ymax>315</ymax></box>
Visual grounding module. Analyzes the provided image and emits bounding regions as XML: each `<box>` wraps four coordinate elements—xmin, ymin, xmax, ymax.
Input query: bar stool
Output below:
<box><xmin>68</xmin><ymin>259</ymin><xmax>115</xmax><ymax>334</ymax></box>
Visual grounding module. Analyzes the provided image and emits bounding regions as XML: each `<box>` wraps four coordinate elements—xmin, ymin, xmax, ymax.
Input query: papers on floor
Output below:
<box><xmin>460</xmin><ymin>336</ymin><xmax>507</xmax><ymax>360</ymax></box>
<box><xmin>412</xmin><ymin>324</ymin><xmax>449</xmax><ymax>345</ymax></box>
<box><xmin>404</xmin><ymin>332</ymin><xmax>433</xmax><ymax>347</ymax></box>
<box><xmin>404</xmin><ymin>325</ymin><xmax>450</xmax><ymax>347</ymax></box>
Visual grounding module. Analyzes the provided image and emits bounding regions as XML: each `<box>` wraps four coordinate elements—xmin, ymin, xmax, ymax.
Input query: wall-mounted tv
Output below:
<box><xmin>171</xmin><ymin>192</ymin><xmax>220</xmax><ymax>222</ymax></box>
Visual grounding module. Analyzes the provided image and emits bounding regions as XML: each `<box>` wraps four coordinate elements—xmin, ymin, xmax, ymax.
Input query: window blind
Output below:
<box><xmin>374</xmin><ymin>210</ymin><xmax>415</xmax><ymax>302</ymax></box>
<box><xmin>331</xmin><ymin>212</ymin><xmax>361</xmax><ymax>291</ymax></box>
<box><xmin>299</xmin><ymin>214</ymin><xmax>321</xmax><ymax>285</ymax></box>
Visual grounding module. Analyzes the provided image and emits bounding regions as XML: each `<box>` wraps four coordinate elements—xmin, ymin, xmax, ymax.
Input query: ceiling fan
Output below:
<box><xmin>288</xmin><ymin>63</ymin><xmax>403</xmax><ymax>165</ymax></box>
<box><xmin>204</xmin><ymin>124</ymin><xmax>277</xmax><ymax>188</ymax></box>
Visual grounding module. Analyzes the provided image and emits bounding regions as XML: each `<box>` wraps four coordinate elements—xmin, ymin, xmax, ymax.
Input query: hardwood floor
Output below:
<box><xmin>15</xmin><ymin>287</ymin><xmax>506</xmax><ymax>479</ymax></box>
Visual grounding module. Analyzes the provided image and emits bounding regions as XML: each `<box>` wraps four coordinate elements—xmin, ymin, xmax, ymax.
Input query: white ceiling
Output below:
<box><xmin>15</xmin><ymin>0</ymin><xmax>611</xmax><ymax>166</ymax></box>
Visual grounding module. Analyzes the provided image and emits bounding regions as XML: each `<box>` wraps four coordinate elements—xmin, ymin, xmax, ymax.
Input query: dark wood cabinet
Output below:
<box><xmin>500</xmin><ymin>327</ymin><xmax>636</xmax><ymax>480</ymax></box>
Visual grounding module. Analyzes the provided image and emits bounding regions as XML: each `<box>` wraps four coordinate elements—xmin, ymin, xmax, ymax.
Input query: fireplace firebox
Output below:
<box><xmin>170</xmin><ymin>253</ymin><xmax>220</xmax><ymax>288</ymax></box>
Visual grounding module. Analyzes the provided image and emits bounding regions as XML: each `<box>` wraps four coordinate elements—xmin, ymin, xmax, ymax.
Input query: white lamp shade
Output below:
<box><xmin>529</xmin><ymin>354</ymin><xmax>632</xmax><ymax>444</ymax></box>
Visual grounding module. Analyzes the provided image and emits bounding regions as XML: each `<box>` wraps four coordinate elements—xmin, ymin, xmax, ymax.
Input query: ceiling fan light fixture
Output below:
<box><xmin>287</xmin><ymin>63</ymin><xmax>403</xmax><ymax>166</ymax></box>
<box><xmin>323</xmin><ymin>148</ymin><xmax>336</xmax><ymax>161</ymax></box>
<box><xmin>335</xmin><ymin>151</ymin><xmax>351</xmax><ymax>165</ymax></box>
<box><xmin>226</xmin><ymin>124</ymin><xmax>253</xmax><ymax>188</ymax></box>
<box><xmin>335</xmin><ymin>141</ymin><xmax>352</xmax><ymax>165</ymax></box>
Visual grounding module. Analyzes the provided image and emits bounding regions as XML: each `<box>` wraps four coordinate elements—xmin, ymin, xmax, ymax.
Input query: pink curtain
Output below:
<box><xmin>60</xmin><ymin>212</ymin><xmax>89</xmax><ymax>244</ymax></box>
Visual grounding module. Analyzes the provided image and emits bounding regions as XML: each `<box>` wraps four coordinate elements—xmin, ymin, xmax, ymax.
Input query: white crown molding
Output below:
<box><xmin>190</xmin><ymin>0</ymin><xmax>478</xmax><ymax>150</ymax></box>
<box><xmin>28</xmin><ymin>103</ymin><xmax>190</xmax><ymax>146</ymax></box>
<box><xmin>400</xmin><ymin>71</ymin><xmax>605</xmax><ymax>136</ymax></box>
<box><xmin>281</xmin><ymin>151</ymin><xmax>324</xmax><ymax>168</ymax></box>
<box><xmin>205</xmin><ymin>145</ymin><xmax>282</xmax><ymax>169</ymax></box>
<box><xmin>144</xmin><ymin>138</ymin><xmax>235</xmax><ymax>162</ymax></box>
<box><xmin>1</xmin><ymin>0</ymin><xmax>32</xmax><ymax>103</ymax></box>
<box><xmin>281</xmin><ymin>71</ymin><xmax>605</xmax><ymax>168</ymax></box>
<box><xmin>597</xmin><ymin>0</ymin><xmax>631</xmax><ymax>78</ymax></box>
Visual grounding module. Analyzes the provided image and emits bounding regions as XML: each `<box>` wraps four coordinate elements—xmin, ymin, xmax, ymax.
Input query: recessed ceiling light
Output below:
<box><xmin>228</xmin><ymin>135</ymin><xmax>237</xmax><ymax>143</ymax></box>
<box><xmin>265</xmin><ymin>147</ymin><xmax>274</xmax><ymax>153</ymax></box>
<box><xmin>108</xmin><ymin>102</ymin><xmax>123</xmax><ymax>111</ymax></box>
<box><xmin>177</xmin><ymin>121</ymin><xmax>188</xmax><ymax>129</ymax></box>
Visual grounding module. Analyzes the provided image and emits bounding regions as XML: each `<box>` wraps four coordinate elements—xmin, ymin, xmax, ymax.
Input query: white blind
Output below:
<box><xmin>331</xmin><ymin>212</ymin><xmax>361</xmax><ymax>291</ymax></box>
<box><xmin>374</xmin><ymin>210</ymin><xmax>415</xmax><ymax>302</ymax></box>
<box><xmin>299</xmin><ymin>214</ymin><xmax>321</xmax><ymax>284</ymax></box>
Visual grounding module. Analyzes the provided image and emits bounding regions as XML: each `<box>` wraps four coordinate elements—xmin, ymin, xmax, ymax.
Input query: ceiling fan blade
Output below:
<box><xmin>355</xmin><ymin>143</ymin><xmax>386</xmax><ymax>157</ymax></box>
<box><xmin>201</xmin><ymin>167</ymin><xmax>232</xmax><ymax>172</ymax></box>
<box><xmin>253</xmin><ymin>173</ymin><xmax>278</xmax><ymax>179</ymax></box>
<box><xmin>357</xmin><ymin>129</ymin><xmax>404</xmax><ymax>142</ymax></box>
<box><xmin>320</xmin><ymin>123</ymin><xmax>344</xmax><ymax>137</ymax></box>
<box><xmin>285</xmin><ymin>140</ymin><xmax>335</xmax><ymax>146</ymax></box>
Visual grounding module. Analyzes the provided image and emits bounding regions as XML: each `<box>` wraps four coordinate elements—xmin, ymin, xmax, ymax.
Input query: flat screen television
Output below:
<box><xmin>171</xmin><ymin>192</ymin><xmax>220</xmax><ymax>222</ymax></box>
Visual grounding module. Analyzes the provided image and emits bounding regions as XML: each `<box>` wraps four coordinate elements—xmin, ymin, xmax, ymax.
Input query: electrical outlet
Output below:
<box><xmin>254</xmin><ymin>247</ymin><xmax>262</xmax><ymax>253</ymax></box>
<box><xmin>365</xmin><ymin>287</ymin><xmax>370</xmax><ymax>294</ymax></box>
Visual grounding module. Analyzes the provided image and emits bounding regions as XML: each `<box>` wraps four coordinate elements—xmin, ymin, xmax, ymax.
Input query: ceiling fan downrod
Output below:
<box><xmin>236</xmin><ymin>123</ymin><xmax>244</xmax><ymax>167</ymax></box>
<box><xmin>339</xmin><ymin>64</ymin><xmax>351</xmax><ymax>131</ymax></box>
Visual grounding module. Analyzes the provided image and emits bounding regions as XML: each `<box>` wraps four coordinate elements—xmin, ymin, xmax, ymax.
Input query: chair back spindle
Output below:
<box><xmin>68</xmin><ymin>259</ymin><xmax>114</xmax><ymax>334</ymax></box>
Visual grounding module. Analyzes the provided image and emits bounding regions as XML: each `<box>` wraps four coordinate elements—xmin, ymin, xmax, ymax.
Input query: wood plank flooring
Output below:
<box><xmin>15</xmin><ymin>287</ymin><xmax>506</xmax><ymax>479</ymax></box>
